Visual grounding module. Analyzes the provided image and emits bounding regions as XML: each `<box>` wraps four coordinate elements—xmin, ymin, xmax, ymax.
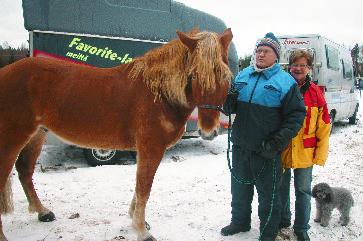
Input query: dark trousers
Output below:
<box><xmin>280</xmin><ymin>167</ymin><xmax>313</xmax><ymax>232</ymax></box>
<box><xmin>231</xmin><ymin>145</ymin><xmax>283</xmax><ymax>239</ymax></box>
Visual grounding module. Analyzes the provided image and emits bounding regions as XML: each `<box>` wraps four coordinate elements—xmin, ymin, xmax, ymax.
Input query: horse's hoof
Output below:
<box><xmin>145</xmin><ymin>221</ymin><xmax>151</xmax><ymax>230</ymax></box>
<box><xmin>320</xmin><ymin>223</ymin><xmax>328</xmax><ymax>227</ymax></box>
<box><xmin>38</xmin><ymin>211</ymin><xmax>56</xmax><ymax>222</ymax></box>
<box><xmin>0</xmin><ymin>233</ymin><xmax>9</xmax><ymax>241</ymax></box>
<box><xmin>143</xmin><ymin>236</ymin><xmax>156</xmax><ymax>241</ymax></box>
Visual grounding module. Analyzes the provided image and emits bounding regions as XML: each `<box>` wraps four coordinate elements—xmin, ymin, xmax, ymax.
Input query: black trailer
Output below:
<box><xmin>22</xmin><ymin>0</ymin><xmax>239</xmax><ymax>166</ymax></box>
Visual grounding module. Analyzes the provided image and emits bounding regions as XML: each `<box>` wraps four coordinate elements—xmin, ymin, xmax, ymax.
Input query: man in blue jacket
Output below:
<box><xmin>221</xmin><ymin>33</ymin><xmax>306</xmax><ymax>241</ymax></box>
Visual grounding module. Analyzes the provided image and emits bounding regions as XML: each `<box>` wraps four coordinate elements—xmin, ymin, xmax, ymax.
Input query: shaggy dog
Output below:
<box><xmin>312</xmin><ymin>182</ymin><xmax>354</xmax><ymax>227</ymax></box>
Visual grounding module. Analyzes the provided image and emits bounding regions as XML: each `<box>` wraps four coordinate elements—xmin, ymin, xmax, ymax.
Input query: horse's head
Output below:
<box><xmin>177</xmin><ymin>28</ymin><xmax>233</xmax><ymax>140</ymax></box>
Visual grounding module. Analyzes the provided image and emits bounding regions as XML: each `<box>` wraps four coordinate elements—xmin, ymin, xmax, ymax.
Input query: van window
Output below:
<box><xmin>342</xmin><ymin>60</ymin><xmax>353</xmax><ymax>79</ymax></box>
<box><xmin>325</xmin><ymin>45</ymin><xmax>340</xmax><ymax>71</ymax></box>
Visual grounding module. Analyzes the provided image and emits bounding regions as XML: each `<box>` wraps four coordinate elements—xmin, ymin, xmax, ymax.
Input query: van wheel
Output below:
<box><xmin>330</xmin><ymin>111</ymin><xmax>335</xmax><ymax>134</ymax></box>
<box><xmin>83</xmin><ymin>148</ymin><xmax>121</xmax><ymax>166</ymax></box>
<box><xmin>348</xmin><ymin>105</ymin><xmax>359</xmax><ymax>124</ymax></box>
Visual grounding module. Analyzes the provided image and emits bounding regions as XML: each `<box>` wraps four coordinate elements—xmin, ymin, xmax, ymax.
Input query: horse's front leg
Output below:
<box><xmin>130</xmin><ymin>146</ymin><xmax>164</xmax><ymax>241</ymax></box>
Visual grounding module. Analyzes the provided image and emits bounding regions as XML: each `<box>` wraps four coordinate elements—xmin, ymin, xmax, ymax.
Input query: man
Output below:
<box><xmin>221</xmin><ymin>33</ymin><xmax>306</xmax><ymax>241</ymax></box>
<box><xmin>279</xmin><ymin>49</ymin><xmax>331</xmax><ymax>241</ymax></box>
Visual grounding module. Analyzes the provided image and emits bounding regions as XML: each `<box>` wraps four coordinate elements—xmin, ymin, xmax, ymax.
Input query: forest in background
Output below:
<box><xmin>1</xmin><ymin>40</ymin><xmax>362</xmax><ymax>77</ymax></box>
<box><xmin>0</xmin><ymin>41</ymin><xmax>28</xmax><ymax>68</ymax></box>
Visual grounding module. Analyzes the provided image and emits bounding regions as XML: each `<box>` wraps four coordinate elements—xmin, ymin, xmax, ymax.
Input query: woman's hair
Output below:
<box><xmin>289</xmin><ymin>49</ymin><xmax>313</xmax><ymax>67</ymax></box>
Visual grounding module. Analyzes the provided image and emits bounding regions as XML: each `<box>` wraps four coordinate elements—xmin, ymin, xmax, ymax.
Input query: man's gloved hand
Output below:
<box><xmin>259</xmin><ymin>138</ymin><xmax>281</xmax><ymax>160</ymax></box>
<box><xmin>223</xmin><ymin>86</ymin><xmax>238</xmax><ymax>115</ymax></box>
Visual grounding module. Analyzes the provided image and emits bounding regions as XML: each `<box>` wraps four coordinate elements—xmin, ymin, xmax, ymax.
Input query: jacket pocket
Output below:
<box><xmin>262</xmin><ymin>84</ymin><xmax>282</xmax><ymax>107</ymax></box>
<box><xmin>264</xmin><ymin>84</ymin><xmax>280</xmax><ymax>92</ymax></box>
<box><xmin>235</xmin><ymin>82</ymin><xmax>247</xmax><ymax>91</ymax></box>
<box><xmin>303</xmin><ymin>137</ymin><xmax>317</xmax><ymax>148</ymax></box>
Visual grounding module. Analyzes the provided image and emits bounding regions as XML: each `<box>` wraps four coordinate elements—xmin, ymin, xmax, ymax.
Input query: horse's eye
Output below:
<box><xmin>187</xmin><ymin>74</ymin><xmax>194</xmax><ymax>82</ymax></box>
<box><xmin>186</xmin><ymin>74</ymin><xmax>194</xmax><ymax>93</ymax></box>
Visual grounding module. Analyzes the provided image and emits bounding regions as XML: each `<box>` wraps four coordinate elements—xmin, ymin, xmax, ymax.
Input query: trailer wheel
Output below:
<box><xmin>83</xmin><ymin>148</ymin><xmax>121</xmax><ymax>166</ymax></box>
<box><xmin>348</xmin><ymin>105</ymin><xmax>359</xmax><ymax>124</ymax></box>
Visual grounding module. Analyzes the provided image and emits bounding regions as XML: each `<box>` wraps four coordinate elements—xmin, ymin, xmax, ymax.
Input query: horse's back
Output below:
<box><xmin>0</xmin><ymin>58</ymin><xmax>35</xmax><ymax>115</ymax></box>
<box><xmin>1</xmin><ymin>57</ymin><xmax>136</xmax><ymax>146</ymax></box>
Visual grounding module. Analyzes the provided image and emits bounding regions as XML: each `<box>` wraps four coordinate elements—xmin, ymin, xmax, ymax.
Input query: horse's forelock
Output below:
<box><xmin>129</xmin><ymin>38</ymin><xmax>189</xmax><ymax>105</ymax></box>
<box><xmin>129</xmin><ymin>31</ymin><xmax>231</xmax><ymax>106</ymax></box>
<box><xmin>189</xmin><ymin>32</ymin><xmax>232</xmax><ymax>95</ymax></box>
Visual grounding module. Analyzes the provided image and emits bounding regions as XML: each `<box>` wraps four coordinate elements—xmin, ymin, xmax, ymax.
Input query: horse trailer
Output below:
<box><xmin>22</xmin><ymin>0</ymin><xmax>239</xmax><ymax>166</ymax></box>
<box><xmin>277</xmin><ymin>34</ymin><xmax>359</xmax><ymax>126</ymax></box>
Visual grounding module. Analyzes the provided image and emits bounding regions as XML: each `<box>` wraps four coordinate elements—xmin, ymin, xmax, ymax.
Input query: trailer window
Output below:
<box><xmin>342</xmin><ymin>60</ymin><xmax>353</xmax><ymax>79</ymax></box>
<box><xmin>325</xmin><ymin>45</ymin><xmax>340</xmax><ymax>71</ymax></box>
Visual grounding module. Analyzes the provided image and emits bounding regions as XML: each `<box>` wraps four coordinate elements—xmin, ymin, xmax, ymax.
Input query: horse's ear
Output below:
<box><xmin>219</xmin><ymin>28</ymin><xmax>233</xmax><ymax>52</ymax></box>
<box><xmin>189</xmin><ymin>27</ymin><xmax>200</xmax><ymax>34</ymax></box>
<box><xmin>176</xmin><ymin>30</ymin><xmax>198</xmax><ymax>53</ymax></box>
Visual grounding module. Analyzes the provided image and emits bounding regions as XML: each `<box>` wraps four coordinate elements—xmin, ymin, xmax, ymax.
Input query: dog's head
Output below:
<box><xmin>312</xmin><ymin>182</ymin><xmax>333</xmax><ymax>203</ymax></box>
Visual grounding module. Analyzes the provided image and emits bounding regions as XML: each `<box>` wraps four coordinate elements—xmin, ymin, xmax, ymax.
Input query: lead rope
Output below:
<box><xmin>226</xmin><ymin>113</ymin><xmax>277</xmax><ymax>241</ymax></box>
<box><xmin>226</xmin><ymin>115</ymin><xmax>266</xmax><ymax>184</ymax></box>
<box><xmin>198</xmin><ymin>103</ymin><xmax>277</xmax><ymax>240</ymax></box>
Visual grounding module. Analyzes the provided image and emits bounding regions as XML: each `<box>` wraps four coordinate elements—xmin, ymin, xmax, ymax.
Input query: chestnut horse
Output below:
<box><xmin>0</xmin><ymin>28</ymin><xmax>233</xmax><ymax>241</ymax></box>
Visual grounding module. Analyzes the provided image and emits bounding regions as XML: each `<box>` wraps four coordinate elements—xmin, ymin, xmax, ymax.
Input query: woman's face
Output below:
<box><xmin>290</xmin><ymin>57</ymin><xmax>311</xmax><ymax>85</ymax></box>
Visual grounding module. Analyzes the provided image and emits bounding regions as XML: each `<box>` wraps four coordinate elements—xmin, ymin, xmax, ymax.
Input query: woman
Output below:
<box><xmin>279</xmin><ymin>49</ymin><xmax>331</xmax><ymax>241</ymax></box>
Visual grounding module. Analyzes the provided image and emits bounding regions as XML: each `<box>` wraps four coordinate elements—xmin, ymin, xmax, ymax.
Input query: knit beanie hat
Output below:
<box><xmin>256</xmin><ymin>32</ymin><xmax>281</xmax><ymax>60</ymax></box>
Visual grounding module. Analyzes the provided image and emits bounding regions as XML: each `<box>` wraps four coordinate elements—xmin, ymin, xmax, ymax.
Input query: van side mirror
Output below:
<box><xmin>315</xmin><ymin>62</ymin><xmax>322</xmax><ymax>68</ymax></box>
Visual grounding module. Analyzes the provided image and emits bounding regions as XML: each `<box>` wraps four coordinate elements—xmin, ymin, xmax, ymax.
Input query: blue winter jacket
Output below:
<box><xmin>231</xmin><ymin>63</ymin><xmax>306</xmax><ymax>153</ymax></box>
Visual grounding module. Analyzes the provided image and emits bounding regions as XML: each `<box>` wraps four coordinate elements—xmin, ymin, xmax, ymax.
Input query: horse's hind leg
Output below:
<box><xmin>0</xmin><ymin>215</ymin><xmax>8</xmax><ymax>241</ymax></box>
<box><xmin>15</xmin><ymin>129</ymin><xmax>55</xmax><ymax>222</ymax></box>
<box><xmin>0</xmin><ymin>176</ymin><xmax>13</xmax><ymax>241</ymax></box>
<box><xmin>0</xmin><ymin>126</ymin><xmax>37</xmax><ymax>241</ymax></box>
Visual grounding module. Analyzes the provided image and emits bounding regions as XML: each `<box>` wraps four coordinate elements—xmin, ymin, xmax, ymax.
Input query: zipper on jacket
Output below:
<box><xmin>242</xmin><ymin>73</ymin><xmax>261</xmax><ymax>136</ymax></box>
<box><xmin>248</xmin><ymin>73</ymin><xmax>261</xmax><ymax>103</ymax></box>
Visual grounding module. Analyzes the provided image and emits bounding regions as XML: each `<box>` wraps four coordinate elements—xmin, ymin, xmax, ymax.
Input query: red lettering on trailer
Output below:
<box><xmin>282</xmin><ymin>39</ymin><xmax>310</xmax><ymax>45</ymax></box>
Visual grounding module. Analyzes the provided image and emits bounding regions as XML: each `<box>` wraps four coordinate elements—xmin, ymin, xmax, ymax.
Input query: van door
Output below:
<box><xmin>323</xmin><ymin>44</ymin><xmax>342</xmax><ymax>120</ymax></box>
<box><xmin>340</xmin><ymin>58</ymin><xmax>356</xmax><ymax>118</ymax></box>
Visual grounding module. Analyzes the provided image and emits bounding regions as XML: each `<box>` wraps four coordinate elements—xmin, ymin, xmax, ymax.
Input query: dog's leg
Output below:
<box><xmin>339</xmin><ymin>206</ymin><xmax>351</xmax><ymax>226</ymax></box>
<box><xmin>320</xmin><ymin>207</ymin><xmax>332</xmax><ymax>227</ymax></box>
<box><xmin>314</xmin><ymin>202</ymin><xmax>321</xmax><ymax>223</ymax></box>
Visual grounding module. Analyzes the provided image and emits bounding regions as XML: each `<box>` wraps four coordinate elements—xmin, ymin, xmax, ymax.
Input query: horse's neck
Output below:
<box><xmin>165</xmin><ymin>101</ymin><xmax>194</xmax><ymax>120</ymax></box>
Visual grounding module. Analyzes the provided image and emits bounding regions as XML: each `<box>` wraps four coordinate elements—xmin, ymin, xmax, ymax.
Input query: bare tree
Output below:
<box><xmin>351</xmin><ymin>44</ymin><xmax>359</xmax><ymax>77</ymax></box>
<box><xmin>2</xmin><ymin>41</ymin><xmax>10</xmax><ymax>49</ymax></box>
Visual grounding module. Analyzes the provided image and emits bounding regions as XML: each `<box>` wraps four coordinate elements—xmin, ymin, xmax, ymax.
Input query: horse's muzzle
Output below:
<box><xmin>198</xmin><ymin>129</ymin><xmax>218</xmax><ymax>140</ymax></box>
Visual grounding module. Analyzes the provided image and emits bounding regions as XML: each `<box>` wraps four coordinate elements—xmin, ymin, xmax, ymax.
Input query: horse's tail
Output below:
<box><xmin>0</xmin><ymin>175</ymin><xmax>14</xmax><ymax>214</ymax></box>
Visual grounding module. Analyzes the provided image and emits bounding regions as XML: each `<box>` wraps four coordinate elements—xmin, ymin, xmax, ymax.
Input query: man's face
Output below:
<box><xmin>255</xmin><ymin>46</ymin><xmax>277</xmax><ymax>69</ymax></box>
<box><xmin>290</xmin><ymin>57</ymin><xmax>311</xmax><ymax>85</ymax></box>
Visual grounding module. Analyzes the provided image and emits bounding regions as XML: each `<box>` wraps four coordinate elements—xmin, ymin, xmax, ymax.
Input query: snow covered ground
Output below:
<box><xmin>3</xmin><ymin>99</ymin><xmax>363</xmax><ymax>241</ymax></box>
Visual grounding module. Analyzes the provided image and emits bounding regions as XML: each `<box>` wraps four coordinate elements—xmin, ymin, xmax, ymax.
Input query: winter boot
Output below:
<box><xmin>294</xmin><ymin>230</ymin><xmax>310</xmax><ymax>241</ymax></box>
<box><xmin>220</xmin><ymin>223</ymin><xmax>251</xmax><ymax>236</ymax></box>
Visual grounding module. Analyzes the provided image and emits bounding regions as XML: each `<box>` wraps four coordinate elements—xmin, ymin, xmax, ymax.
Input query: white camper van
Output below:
<box><xmin>278</xmin><ymin>34</ymin><xmax>359</xmax><ymax>124</ymax></box>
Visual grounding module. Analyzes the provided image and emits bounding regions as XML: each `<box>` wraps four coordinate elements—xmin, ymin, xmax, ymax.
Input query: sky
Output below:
<box><xmin>2</xmin><ymin>98</ymin><xmax>363</xmax><ymax>241</ymax></box>
<box><xmin>177</xmin><ymin>0</ymin><xmax>363</xmax><ymax>56</ymax></box>
<box><xmin>0</xmin><ymin>0</ymin><xmax>363</xmax><ymax>56</ymax></box>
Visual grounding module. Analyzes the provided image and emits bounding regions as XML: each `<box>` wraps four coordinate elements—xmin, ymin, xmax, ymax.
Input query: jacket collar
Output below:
<box><xmin>250</xmin><ymin>63</ymin><xmax>281</xmax><ymax>79</ymax></box>
<box><xmin>299</xmin><ymin>75</ymin><xmax>311</xmax><ymax>94</ymax></box>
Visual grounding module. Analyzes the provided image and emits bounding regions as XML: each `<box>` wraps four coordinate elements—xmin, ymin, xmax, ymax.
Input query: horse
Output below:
<box><xmin>0</xmin><ymin>28</ymin><xmax>233</xmax><ymax>241</ymax></box>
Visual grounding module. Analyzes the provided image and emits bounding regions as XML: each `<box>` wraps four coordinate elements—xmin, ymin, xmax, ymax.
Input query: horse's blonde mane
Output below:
<box><xmin>130</xmin><ymin>31</ymin><xmax>232</xmax><ymax>106</ymax></box>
